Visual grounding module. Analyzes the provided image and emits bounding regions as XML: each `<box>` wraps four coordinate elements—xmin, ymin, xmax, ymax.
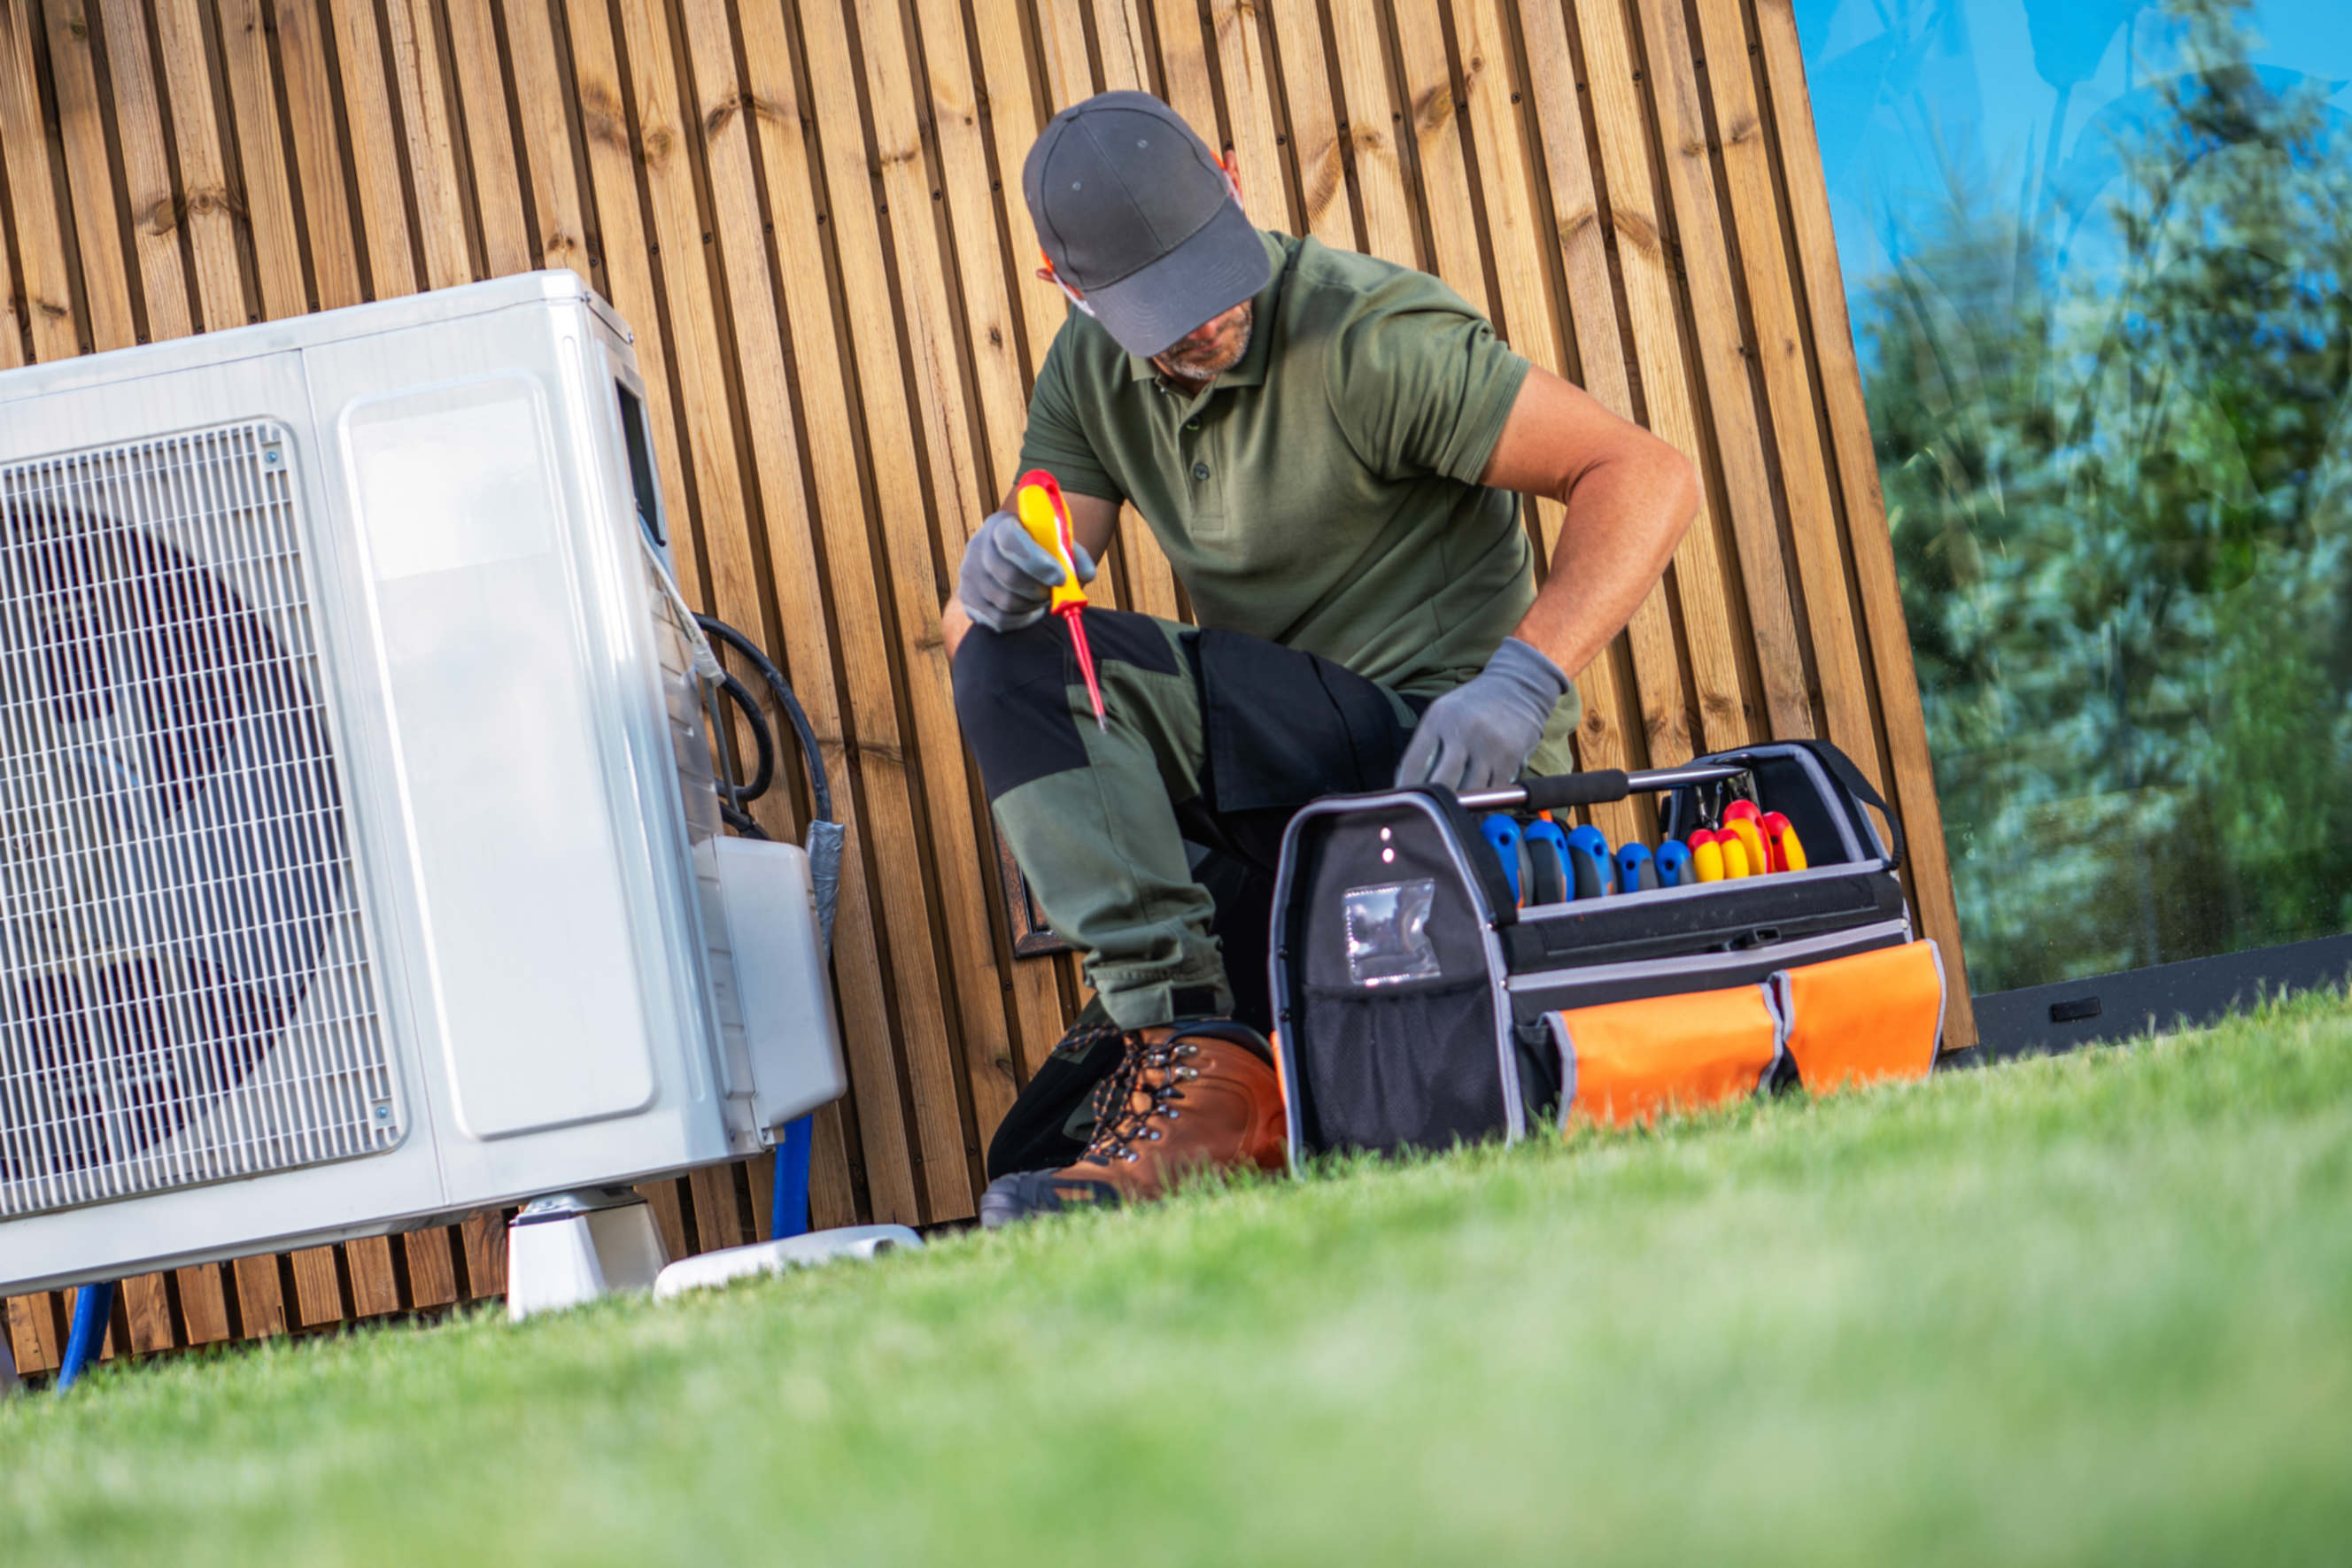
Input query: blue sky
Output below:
<box><xmin>1796</xmin><ymin>0</ymin><xmax>2352</xmax><ymax>294</ymax></box>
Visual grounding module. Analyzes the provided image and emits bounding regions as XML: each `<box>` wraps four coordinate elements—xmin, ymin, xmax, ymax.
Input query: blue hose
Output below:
<box><xmin>770</xmin><ymin>1116</ymin><xmax>813</xmax><ymax>1240</ymax></box>
<box><xmin>56</xmin><ymin>1280</ymin><xmax>114</xmax><ymax>1392</ymax></box>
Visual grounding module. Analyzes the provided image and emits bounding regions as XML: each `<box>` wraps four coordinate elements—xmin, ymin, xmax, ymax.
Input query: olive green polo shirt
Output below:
<box><xmin>1017</xmin><ymin>229</ymin><xmax>1578</xmax><ymax>771</ymax></box>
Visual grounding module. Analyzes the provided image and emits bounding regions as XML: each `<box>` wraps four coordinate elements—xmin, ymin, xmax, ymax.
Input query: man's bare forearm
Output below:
<box><xmin>1509</xmin><ymin>441</ymin><xmax>1697</xmax><ymax>680</ymax></box>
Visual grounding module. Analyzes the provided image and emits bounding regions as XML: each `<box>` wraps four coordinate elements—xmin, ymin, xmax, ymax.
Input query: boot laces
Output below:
<box><xmin>1083</xmin><ymin>1034</ymin><xmax>1200</xmax><ymax>1163</ymax></box>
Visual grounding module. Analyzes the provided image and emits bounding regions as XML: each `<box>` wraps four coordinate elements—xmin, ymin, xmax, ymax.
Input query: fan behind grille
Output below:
<box><xmin>0</xmin><ymin>424</ymin><xmax>398</xmax><ymax>1217</ymax></box>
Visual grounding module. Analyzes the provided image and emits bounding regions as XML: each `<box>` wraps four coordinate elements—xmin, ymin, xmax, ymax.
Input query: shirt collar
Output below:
<box><xmin>1126</xmin><ymin>230</ymin><xmax>1297</xmax><ymax>389</ymax></box>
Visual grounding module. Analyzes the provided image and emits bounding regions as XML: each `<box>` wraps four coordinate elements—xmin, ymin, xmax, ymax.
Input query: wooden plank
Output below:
<box><xmin>1517</xmin><ymin>0</ymin><xmax>1774</xmax><ymax>752</ymax></box>
<box><xmin>120</xmin><ymin>1274</ymin><xmax>176</xmax><ymax>1355</ymax></box>
<box><xmin>290</xmin><ymin>1247</ymin><xmax>347</xmax><ymax>1326</ymax></box>
<box><xmin>851</xmin><ymin>0</ymin><xmax>1039</xmax><ymax>1142</ymax></box>
<box><xmin>1384</xmin><ymin>0</ymin><xmax>1482</xmax><ymax>314</ymax></box>
<box><xmin>213</xmin><ymin>0</ymin><xmax>309</xmax><ymax>321</ymax></box>
<box><xmin>0</xmin><ymin>0</ymin><xmax>81</xmax><ymax>361</ymax></box>
<box><xmin>382</xmin><ymin>0</ymin><xmax>472</xmax><ymax>289</ymax></box>
<box><xmin>230</xmin><ymin>1255</ymin><xmax>289</xmax><ymax>1334</ymax></box>
<box><xmin>1599</xmin><ymin>0</ymin><xmax>1815</xmax><ymax>758</ymax></box>
<box><xmin>785</xmin><ymin>0</ymin><xmax>1010</xmax><ymax>1215</ymax></box>
<box><xmin>968</xmin><ymin>0</ymin><xmax>1064</xmax><ymax>370</ymax></box>
<box><xmin>152</xmin><ymin>0</ymin><xmax>251</xmax><ymax>329</ymax></box>
<box><xmin>345</xmin><ymin>1238</ymin><xmax>404</xmax><ymax>1317</ymax></box>
<box><xmin>1324</xmin><ymin>0</ymin><xmax>1414</xmax><ymax>266</ymax></box>
<box><xmin>329</xmin><ymin>0</ymin><xmax>417</xmax><ymax>297</ymax></box>
<box><xmin>625</xmin><ymin>3</ymin><xmax>881</xmax><ymax>1222</ymax></box>
<box><xmin>901</xmin><ymin>0</ymin><xmax>1074</xmax><ymax>1074</ymax></box>
<box><xmin>1033</xmin><ymin>0</ymin><xmax>1093</xmax><ymax>111</ymax></box>
<box><xmin>447</xmin><ymin>0</ymin><xmax>531</xmax><ymax>275</ymax></box>
<box><xmin>1681</xmin><ymin>0</ymin><xmax>1873</xmax><ymax>772</ymax></box>
<box><xmin>686</xmin><ymin>1165</ymin><xmax>746</xmax><ymax>1253</ymax></box>
<box><xmin>41</xmin><ymin>0</ymin><xmax>137</xmax><ymax>351</ymax></box>
<box><xmin>460</xmin><ymin>1212</ymin><xmax>507</xmax><ymax>1297</ymax></box>
<box><xmin>500</xmin><ymin>0</ymin><xmax>592</xmax><ymax>278</ymax></box>
<box><xmin>562</xmin><ymin>0</ymin><xmax>709</xmax><ymax>685</ymax></box>
<box><xmin>275</xmin><ymin>0</ymin><xmax>368</xmax><ymax>311</ymax></box>
<box><xmin>174</xmin><ymin>1266</ymin><xmax>233</xmax><ymax>1344</ymax></box>
<box><xmin>1261</xmin><ymin>0</ymin><xmax>1356</xmax><ymax>245</ymax></box>
<box><xmin>97</xmin><ymin>0</ymin><xmax>195</xmax><ymax>338</ymax></box>
<box><xmin>1748</xmin><ymin>0</ymin><xmax>1974</xmax><ymax>1042</ymax></box>
<box><xmin>636</xmin><ymin>1179</ymin><xmax>690</xmax><ymax>1260</ymax></box>
<box><xmin>7</xmin><ymin>1294</ymin><xmax>59</xmax><ymax>1374</ymax></box>
<box><xmin>621</xmin><ymin>0</ymin><xmax>942</xmax><ymax>1221</ymax></box>
<box><xmin>1438</xmin><ymin>0</ymin><xmax>1643</xmax><ymax>846</ymax></box>
<box><xmin>1203</xmin><ymin>0</ymin><xmax>1288</xmax><ymax>230</ymax></box>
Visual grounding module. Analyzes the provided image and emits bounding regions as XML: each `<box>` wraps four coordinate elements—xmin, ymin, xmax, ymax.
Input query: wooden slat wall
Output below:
<box><xmin>0</xmin><ymin>0</ymin><xmax>1968</xmax><ymax>1374</ymax></box>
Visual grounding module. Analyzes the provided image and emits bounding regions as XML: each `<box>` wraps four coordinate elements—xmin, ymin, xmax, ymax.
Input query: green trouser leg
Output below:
<box><xmin>953</xmin><ymin>613</ymin><xmax>1229</xmax><ymax>1030</ymax></box>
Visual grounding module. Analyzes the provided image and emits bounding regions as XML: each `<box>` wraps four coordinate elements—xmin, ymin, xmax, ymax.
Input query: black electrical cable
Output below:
<box><xmin>694</xmin><ymin>613</ymin><xmax>832</xmax><ymax>826</ymax></box>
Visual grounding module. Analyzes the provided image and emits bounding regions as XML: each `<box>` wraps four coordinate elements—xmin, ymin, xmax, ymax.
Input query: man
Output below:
<box><xmin>952</xmin><ymin>93</ymin><xmax>1696</xmax><ymax>1224</ymax></box>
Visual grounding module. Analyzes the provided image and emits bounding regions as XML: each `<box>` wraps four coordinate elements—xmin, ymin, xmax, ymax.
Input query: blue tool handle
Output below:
<box><xmin>1565</xmin><ymin>825</ymin><xmax>1614</xmax><ymax>898</ymax></box>
<box><xmin>1654</xmin><ymin>839</ymin><xmax>1692</xmax><ymax>888</ymax></box>
<box><xmin>1479</xmin><ymin>815</ymin><xmax>1523</xmax><ymax>905</ymax></box>
<box><xmin>1617</xmin><ymin>841</ymin><xmax>1659</xmax><ymax>892</ymax></box>
<box><xmin>1521</xmin><ymin>820</ymin><xmax>1570</xmax><ymax>905</ymax></box>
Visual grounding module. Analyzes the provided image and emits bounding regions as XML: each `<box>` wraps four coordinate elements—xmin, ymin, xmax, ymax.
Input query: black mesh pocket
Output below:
<box><xmin>1296</xmin><ymin>978</ymin><xmax>1505</xmax><ymax>1155</ymax></box>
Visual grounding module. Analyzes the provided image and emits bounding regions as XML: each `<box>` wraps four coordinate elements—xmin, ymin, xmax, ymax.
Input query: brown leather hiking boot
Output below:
<box><xmin>980</xmin><ymin>1020</ymin><xmax>1286</xmax><ymax>1227</ymax></box>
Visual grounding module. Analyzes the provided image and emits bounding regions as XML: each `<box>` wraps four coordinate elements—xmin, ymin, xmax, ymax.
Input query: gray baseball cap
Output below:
<box><xmin>1022</xmin><ymin>92</ymin><xmax>1271</xmax><ymax>360</ymax></box>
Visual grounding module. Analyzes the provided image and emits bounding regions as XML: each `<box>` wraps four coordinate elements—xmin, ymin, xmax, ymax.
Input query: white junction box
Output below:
<box><xmin>0</xmin><ymin>274</ymin><xmax>847</xmax><ymax>1295</ymax></box>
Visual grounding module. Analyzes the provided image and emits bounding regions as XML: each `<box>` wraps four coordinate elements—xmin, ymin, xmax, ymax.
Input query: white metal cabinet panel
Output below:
<box><xmin>340</xmin><ymin>374</ymin><xmax>656</xmax><ymax>1139</ymax></box>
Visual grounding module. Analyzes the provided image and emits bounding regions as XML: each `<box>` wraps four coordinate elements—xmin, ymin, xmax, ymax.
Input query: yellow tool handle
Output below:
<box><xmin>1015</xmin><ymin>479</ymin><xmax>1087</xmax><ymax>613</ymax></box>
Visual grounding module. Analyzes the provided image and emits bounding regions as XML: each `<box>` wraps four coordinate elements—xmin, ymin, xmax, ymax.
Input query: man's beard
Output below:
<box><xmin>1155</xmin><ymin>304</ymin><xmax>1254</xmax><ymax>381</ymax></box>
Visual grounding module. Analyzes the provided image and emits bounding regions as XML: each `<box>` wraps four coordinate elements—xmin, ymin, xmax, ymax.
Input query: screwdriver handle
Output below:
<box><xmin>1013</xmin><ymin>468</ymin><xmax>1087</xmax><ymax>614</ymax></box>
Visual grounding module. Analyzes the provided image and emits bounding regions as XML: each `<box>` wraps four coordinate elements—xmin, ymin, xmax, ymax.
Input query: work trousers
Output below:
<box><xmin>953</xmin><ymin>609</ymin><xmax>1420</xmax><ymax>1032</ymax></box>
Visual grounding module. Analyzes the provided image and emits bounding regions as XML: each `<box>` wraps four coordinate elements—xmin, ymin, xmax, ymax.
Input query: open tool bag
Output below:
<box><xmin>1265</xmin><ymin>741</ymin><xmax>1945</xmax><ymax>1162</ymax></box>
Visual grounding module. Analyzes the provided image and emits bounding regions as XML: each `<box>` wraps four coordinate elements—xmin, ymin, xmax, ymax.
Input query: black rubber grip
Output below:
<box><xmin>1518</xmin><ymin>769</ymin><xmax>1631</xmax><ymax>811</ymax></box>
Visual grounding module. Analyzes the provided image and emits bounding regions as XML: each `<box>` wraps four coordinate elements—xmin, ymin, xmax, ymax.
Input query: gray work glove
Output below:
<box><xmin>1393</xmin><ymin>637</ymin><xmax>1572</xmax><ymax>794</ymax></box>
<box><xmin>956</xmin><ymin>507</ymin><xmax>1097</xmax><ymax>633</ymax></box>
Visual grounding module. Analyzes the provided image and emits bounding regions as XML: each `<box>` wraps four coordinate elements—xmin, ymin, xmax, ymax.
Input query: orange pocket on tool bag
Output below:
<box><xmin>1768</xmin><ymin>940</ymin><xmax>1945</xmax><ymax>1093</ymax></box>
<box><xmin>1546</xmin><ymin>985</ymin><xmax>1784</xmax><ymax>1129</ymax></box>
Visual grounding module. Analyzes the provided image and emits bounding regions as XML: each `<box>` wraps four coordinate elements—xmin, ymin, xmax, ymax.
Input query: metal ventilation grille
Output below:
<box><xmin>0</xmin><ymin>423</ymin><xmax>398</xmax><ymax>1217</ymax></box>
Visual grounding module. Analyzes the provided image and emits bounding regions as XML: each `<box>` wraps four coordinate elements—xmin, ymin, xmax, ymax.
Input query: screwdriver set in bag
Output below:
<box><xmin>1265</xmin><ymin>741</ymin><xmax>1946</xmax><ymax>1161</ymax></box>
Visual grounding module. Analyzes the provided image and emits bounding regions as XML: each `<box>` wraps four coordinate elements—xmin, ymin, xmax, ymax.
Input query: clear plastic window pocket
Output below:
<box><xmin>1343</xmin><ymin>880</ymin><xmax>1442</xmax><ymax>987</ymax></box>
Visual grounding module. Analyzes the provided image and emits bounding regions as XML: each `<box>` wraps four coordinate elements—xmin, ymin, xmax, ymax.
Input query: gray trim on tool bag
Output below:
<box><xmin>1510</xmin><ymin>857</ymin><xmax>1897</xmax><ymax>918</ymax></box>
<box><xmin>1504</xmin><ymin>918</ymin><xmax>1915</xmax><ymax>995</ymax></box>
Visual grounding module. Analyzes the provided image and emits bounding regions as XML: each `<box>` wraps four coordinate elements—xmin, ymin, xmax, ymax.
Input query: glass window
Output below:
<box><xmin>1796</xmin><ymin>0</ymin><xmax>2352</xmax><ymax>992</ymax></box>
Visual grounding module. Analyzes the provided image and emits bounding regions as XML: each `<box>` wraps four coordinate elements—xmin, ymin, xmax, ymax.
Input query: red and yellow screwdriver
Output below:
<box><xmin>1013</xmin><ymin>468</ymin><xmax>1107</xmax><ymax>731</ymax></box>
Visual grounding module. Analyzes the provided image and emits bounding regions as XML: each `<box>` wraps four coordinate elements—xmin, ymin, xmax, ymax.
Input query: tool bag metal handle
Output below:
<box><xmin>1458</xmin><ymin>763</ymin><xmax>1747</xmax><ymax>815</ymax></box>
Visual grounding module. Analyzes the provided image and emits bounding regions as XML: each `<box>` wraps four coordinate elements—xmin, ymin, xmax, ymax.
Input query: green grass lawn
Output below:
<box><xmin>7</xmin><ymin>995</ymin><xmax>2352</xmax><ymax>1566</ymax></box>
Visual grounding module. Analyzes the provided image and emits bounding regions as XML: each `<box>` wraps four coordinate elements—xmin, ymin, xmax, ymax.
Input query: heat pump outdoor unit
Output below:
<box><xmin>0</xmin><ymin>274</ymin><xmax>847</xmax><ymax>1299</ymax></box>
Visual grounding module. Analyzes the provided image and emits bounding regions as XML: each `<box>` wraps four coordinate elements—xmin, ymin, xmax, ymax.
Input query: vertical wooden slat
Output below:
<box><xmin>1263</xmin><ymin>0</ymin><xmax>1356</xmax><ymax>247</ymax></box>
<box><xmin>1747</xmin><ymin>0</ymin><xmax>1973</xmax><ymax>1043</ymax></box>
<box><xmin>214</xmin><ymin>0</ymin><xmax>309</xmax><ymax>320</ymax></box>
<box><xmin>98</xmin><ymin>0</ymin><xmax>195</xmax><ymax>338</ymax></box>
<box><xmin>154</xmin><ymin>0</ymin><xmax>251</xmax><ymax>328</ymax></box>
<box><xmin>1518</xmin><ymin>0</ymin><xmax>1781</xmax><ymax>751</ymax></box>
<box><xmin>1325</xmin><ymin>0</ymin><xmax>1415</xmax><ymax>266</ymax></box>
<box><xmin>1680</xmin><ymin>0</ymin><xmax>1873</xmax><ymax>771</ymax></box>
<box><xmin>1435</xmin><ymin>0</ymin><xmax>1644</xmax><ymax>846</ymax></box>
<box><xmin>1600</xmin><ymin>0</ymin><xmax>1819</xmax><ymax>757</ymax></box>
<box><xmin>275</xmin><ymin>0</ymin><xmax>368</xmax><ymax>311</ymax></box>
<box><xmin>500</xmin><ymin>0</ymin><xmax>592</xmax><ymax>279</ymax></box>
<box><xmin>901</xmin><ymin>0</ymin><xmax>1075</xmax><ymax>1079</ymax></box>
<box><xmin>1203</xmin><ymin>0</ymin><xmax>1287</xmax><ymax>231</ymax></box>
<box><xmin>447</xmin><ymin>0</ymin><xmax>532</xmax><ymax>276</ymax></box>
<box><xmin>968</xmin><ymin>0</ymin><xmax>1062</xmax><ymax>371</ymax></box>
<box><xmin>676</xmin><ymin>0</ymin><xmax>895</xmax><ymax>1226</ymax></box>
<box><xmin>42</xmin><ymin>0</ymin><xmax>138</xmax><ymax>351</ymax></box>
<box><xmin>0</xmin><ymin>0</ymin><xmax>81</xmax><ymax>361</ymax></box>
<box><xmin>381</xmin><ymin>0</ymin><xmax>471</xmax><ymax>288</ymax></box>
<box><xmin>329</xmin><ymin>0</ymin><xmax>416</xmax><ymax>296</ymax></box>
<box><xmin>1384</xmin><ymin>0</ymin><xmax>1482</xmax><ymax>314</ymax></box>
